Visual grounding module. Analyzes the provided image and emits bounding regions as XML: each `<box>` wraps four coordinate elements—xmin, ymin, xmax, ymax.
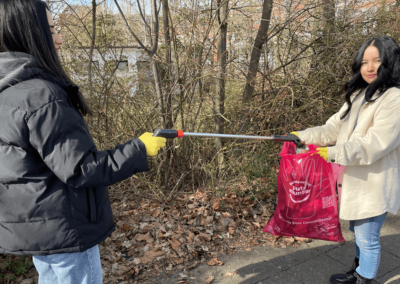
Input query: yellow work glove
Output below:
<box><xmin>314</xmin><ymin>147</ymin><xmax>329</xmax><ymax>161</ymax></box>
<box><xmin>290</xmin><ymin>131</ymin><xmax>299</xmax><ymax>137</ymax></box>
<box><xmin>139</xmin><ymin>132</ymin><xmax>166</xmax><ymax>156</ymax></box>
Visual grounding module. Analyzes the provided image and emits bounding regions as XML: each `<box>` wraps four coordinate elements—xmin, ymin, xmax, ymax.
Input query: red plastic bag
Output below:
<box><xmin>263</xmin><ymin>142</ymin><xmax>344</xmax><ymax>242</ymax></box>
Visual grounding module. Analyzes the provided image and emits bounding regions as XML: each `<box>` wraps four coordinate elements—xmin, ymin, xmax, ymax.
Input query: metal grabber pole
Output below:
<box><xmin>153</xmin><ymin>129</ymin><xmax>304</xmax><ymax>148</ymax></box>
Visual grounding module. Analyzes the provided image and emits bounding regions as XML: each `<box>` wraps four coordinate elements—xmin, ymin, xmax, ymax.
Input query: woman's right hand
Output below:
<box><xmin>139</xmin><ymin>132</ymin><xmax>166</xmax><ymax>156</ymax></box>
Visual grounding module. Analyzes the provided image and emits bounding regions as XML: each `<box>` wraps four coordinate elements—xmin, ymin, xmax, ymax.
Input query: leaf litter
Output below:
<box><xmin>98</xmin><ymin>188</ymin><xmax>310</xmax><ymax>283</ymax></box>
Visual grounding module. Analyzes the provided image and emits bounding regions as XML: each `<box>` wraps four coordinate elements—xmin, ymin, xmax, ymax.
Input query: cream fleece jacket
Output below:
<box><xmin>298</xmin><ymin>87</ymin><xmax>400</xmax><ymax>220</ymax></box>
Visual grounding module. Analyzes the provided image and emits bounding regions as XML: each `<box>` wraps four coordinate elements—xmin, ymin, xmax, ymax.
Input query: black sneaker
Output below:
<box><xmin>329</xmin><ymin>257</ymin><xmax>359</xmax><ymax>284</ymax></box>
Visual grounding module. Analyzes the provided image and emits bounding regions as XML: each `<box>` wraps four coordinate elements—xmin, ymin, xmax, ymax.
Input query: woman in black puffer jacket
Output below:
<box><xmin>0</xmin><ymin>0</ymin><xmax>165</xmax><ymax>283</ymax></box>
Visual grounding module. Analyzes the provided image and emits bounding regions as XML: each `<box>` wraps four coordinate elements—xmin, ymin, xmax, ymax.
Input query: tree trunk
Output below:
<box><xmin>214</xmin><ymin>0</ymin><xmax>229</xmax><ymax>171</ymax></box>
<box><xmin>150</xmin><ymin>0</ymin><xmax>165</xmax><ymax>128</ymax></box>
<box><xmin>238</xmin><ymin>0</ymin><xmax>273</xmax><ymax>133</ymax></box>
<box><xmin>310</xmin><ymin>0</ymin><xmax>335</xmax><ymax>69</ymax></box>
<box><xmin>162</xmin><ymin>0</ymin><xmax>175</xmax><ymax>188</ymax></box>
<box><xmin>321</xmin><ymin>0</ymin><xmax>335</xmax><ymax>49</ymax></box>
<box><xmin>162</xmin><ymin>0</ymin><xmax>173</xmax><ymax>129</ymax></box>
<box><xmin>88</xmin><ymin>0</ymin><xmax>97</xmax><ymax>127</ymax></box>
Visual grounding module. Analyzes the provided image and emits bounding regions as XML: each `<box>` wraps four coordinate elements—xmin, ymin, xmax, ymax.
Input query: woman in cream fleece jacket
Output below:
<box><xmin>293</xmin><ymin>36</ymin><xmax>400</xmax><ymax>284</ymax></box>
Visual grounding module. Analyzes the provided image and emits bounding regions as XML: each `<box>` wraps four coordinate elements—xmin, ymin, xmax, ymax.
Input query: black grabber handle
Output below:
<box><xmin>273</xmin><ymin>134</ymin><xmax>303</xmax><ymax>148</ymax></box>
<box><xmin>153</xmin><ymin>129</ymin><xmax>183</xmax><ymax>138</ymax></box>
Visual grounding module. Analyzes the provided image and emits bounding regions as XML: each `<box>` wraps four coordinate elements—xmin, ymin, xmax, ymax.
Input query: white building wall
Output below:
<box><xmin>68</xmin><ymin>46</ymin><xmax>147</xmax><ymax>96</ymax></box>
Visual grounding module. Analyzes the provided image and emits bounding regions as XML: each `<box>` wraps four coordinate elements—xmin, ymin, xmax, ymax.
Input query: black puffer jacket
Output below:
<box><xmin>0</xmin><ymin>52</ymin><xmax>149</xmax><ymax>256</ymax></box>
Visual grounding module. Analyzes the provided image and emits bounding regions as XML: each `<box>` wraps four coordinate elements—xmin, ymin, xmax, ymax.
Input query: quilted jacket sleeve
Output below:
<box><xmin>26</xmin><ymin>98</ymin><xmax>149</xmax><ymax>188</ymax></box>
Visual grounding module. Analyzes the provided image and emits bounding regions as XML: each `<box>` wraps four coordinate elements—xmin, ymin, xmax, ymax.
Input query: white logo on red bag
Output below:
<box><xmin>288</xmin><ymin>181</ymin><xmax>312</xmax><ymax>203</ymax></box>
<box><xmin>282</xmin><ymin>156</ymin><xmax>332</xmax><ymax>219</ymax></box>
<box><xmin>315</xmin><ymin>224</ymin><xmax>337</xmax><ymax>234</ymax></box>
<box><xmin>282</xmin><ymin>158</ymin><xmax>316</xmax><ymax>204</ymax></box>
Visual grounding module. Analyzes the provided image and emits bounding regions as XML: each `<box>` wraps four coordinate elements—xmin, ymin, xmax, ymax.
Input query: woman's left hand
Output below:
<box><xmin>315</xmin><ymin>147</ymin><xmax>329</xmax><ymax>161</ymax></box>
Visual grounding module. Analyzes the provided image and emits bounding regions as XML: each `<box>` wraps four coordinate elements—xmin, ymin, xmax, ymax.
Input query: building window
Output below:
<box><xmin>118</xmin><ymin>60</ymin><xmax>128</xmax><ymax>70</ymax></box>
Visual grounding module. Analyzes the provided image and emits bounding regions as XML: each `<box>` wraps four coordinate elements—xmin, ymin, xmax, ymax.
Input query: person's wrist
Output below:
<box><xmin>327</xmin><ymin>146</ymin><xmax>338</xmax><ymax>163</ymax></box>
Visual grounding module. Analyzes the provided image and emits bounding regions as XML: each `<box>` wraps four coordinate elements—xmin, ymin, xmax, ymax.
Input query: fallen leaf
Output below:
<box><xmin>207</xmin><ymin>258</ymin><xmax>223</xmax><ymax>266</ymax></box>
<box><xmin>294</xmin><ymin>237</ymin><xmax>312</xmax><ymax>243</ymax></box>
<box><xmin>116</xmin><ymin>265</ymin><xmax>136</xmax><ymax>277</ymax></box>
<box><xmin>177</xmin><ymin>224</ymin><xmax>184</xmax><ymax>233</ymax></box>
<box><xmin>187</xmin><ymin>232</ymin><xmax>195</xmax><ymax>244</ymax></box>
<box><xmin>136</xmin><ymin>232</ymin><xmax>154</xmax><ymax>243</ymax></box>
<box><xmin>150</xmin><ymin>203</ymin><xmax>159</xmax><ymax>209</ymax></box>
<box><xmin>284</xmin><ymin>237</ymin><xmax>295</xmax><ymax>244</ymax></box>
<box><xmin>266</xmin><ymin>235</ymin><xmax>280</xmax><ymax>242</ymax></box>
<box><xmin>151</xmin><ymin>209</ymin><xmax>160</xmax><ymax>217</ymax></box>
<box><xmin>168</xmin><ymin>239</ymin><xmax>181</xmax><ymax>250</ymax></box>
<box><xmin>225</xmin><ymin>269</ymin><xmax>238</xmax><ymax>277</ymax></box>
<box><xmin>205</xmin><ymin>275</ymin><xmax>214</xmax><ymax>283</ymax></box>
<box><xmin>198</xmin><ymin>233</ymin><xmax>211</xmax><ymax>242</ymax></box>
<box><xmin>197</xmin><ymin>206</ymin><xmax>205</xmax><ymax>215</ymax></box>
<box><xmin>141</xmin><ymin>250</ymin><xmax>164</xmax><ymax>264</ymax></box>
<box><xmin>212</xmin><ymin>201</ymin><xmax>220</xmax><ymax>210</ymax></box>
<box><xmin>119</xmin><ymin>223</ymin><xmax>132</xmax><ymax>231</ymax></box>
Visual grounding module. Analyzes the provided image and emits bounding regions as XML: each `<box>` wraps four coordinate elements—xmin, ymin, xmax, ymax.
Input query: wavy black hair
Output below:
<box><xmin>0</xmin><ymin>0</ymin><xmax>90</xmax><ymax>116</ymax></box>
<box><xmin>341</xmin><ymin>36</ymin><xmax>400</xmax><ymax>119</ymax></box>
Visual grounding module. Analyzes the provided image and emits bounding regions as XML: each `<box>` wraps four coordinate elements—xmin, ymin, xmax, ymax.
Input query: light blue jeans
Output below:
<box><xmin>349</xmin><ymin>212</ymin><xmax>387</xmax><ymax>279</ymax></box>
<box><xmin>33</xmin><ymin>245</ymin><xmax>103</xmax><ymax>284</ymax></box>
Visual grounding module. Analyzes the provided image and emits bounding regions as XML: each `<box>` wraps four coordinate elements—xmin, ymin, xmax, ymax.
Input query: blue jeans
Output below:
<box><xmin>33</xmin><ymin>245</ymin><xmax>103</xmax><ymax>284</ymax></box>
<box><xmin>349</xmin><ymin>212</ymin><xmax>387</xmax><ymax>279</ymax></box>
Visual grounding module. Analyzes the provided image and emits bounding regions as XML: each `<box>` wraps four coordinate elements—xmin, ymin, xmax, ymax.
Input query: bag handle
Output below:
<box><xmin>280</xmin><ymin>142</ymin><xmax>319</xmax><ymax>156</ymax></box>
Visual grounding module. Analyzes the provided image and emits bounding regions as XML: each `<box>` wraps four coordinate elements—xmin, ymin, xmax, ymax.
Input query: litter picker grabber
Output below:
<box><xmin>153</xmin><ymin>129</ymin><xmax>305</xmax><ymax>148</ymax></box>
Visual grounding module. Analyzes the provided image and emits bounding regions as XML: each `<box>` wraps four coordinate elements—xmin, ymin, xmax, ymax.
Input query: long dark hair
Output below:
<box><xmin>341</xmin><ymin>36</ymin><xmax>400</xmax><ymax>119</ymax></box>
<box><xmin>0</xmin><ymin>0</ymin><xmax>90</xmax><ymax>116</ymax></box>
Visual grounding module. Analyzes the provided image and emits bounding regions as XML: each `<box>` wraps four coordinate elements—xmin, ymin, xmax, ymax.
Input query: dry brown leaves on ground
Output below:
<box><xmin>98</xmin><ymin>189</ymin><xmax>310</xmax><ymax>283</ymax></box>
